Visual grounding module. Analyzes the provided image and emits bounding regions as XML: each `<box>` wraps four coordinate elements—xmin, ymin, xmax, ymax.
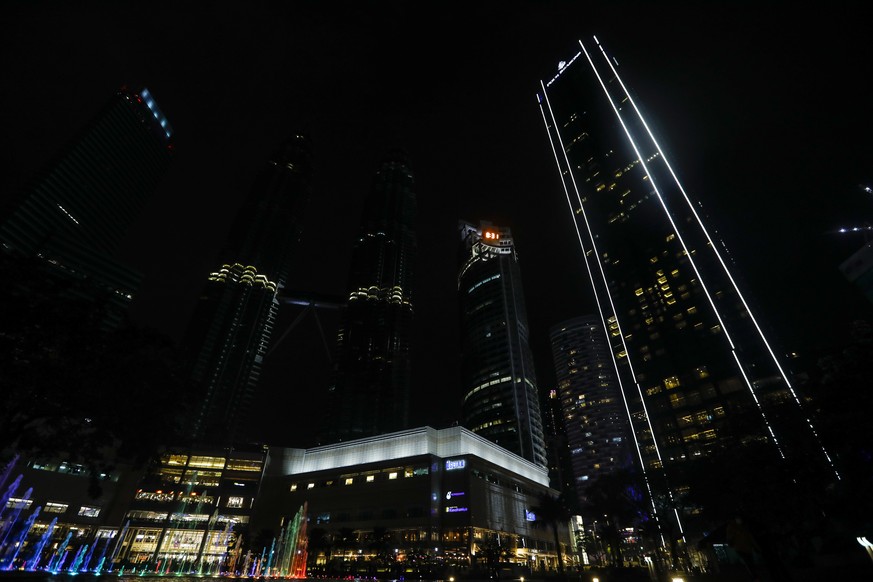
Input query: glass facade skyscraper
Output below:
<box><xmin>549</xmin><ymin>315</ymin><xmax>631</xmax><ymax>510</ymax></box>
<box><xmin>0</xmin><ymin>86</ymin><xmax>174</xmax><ymax>326</ymax></box>
<box><xmin>327</xmin><ymin>149</ymin><xmax>417</xmax><ymax>442</ymax></box>
<box><xmin>458</xmin><ymin>220</ymin><xmax>547</xmax><ymax>468</ymax></box>
<box><xmin>182</xmin><ymin>134</ymin><xmax>313</xmax><ymax>445</ymax></box>
<box><xmin>537</xmin><ymin>36</ymin><xmax>837</xmax><ymax>536</ymax></box>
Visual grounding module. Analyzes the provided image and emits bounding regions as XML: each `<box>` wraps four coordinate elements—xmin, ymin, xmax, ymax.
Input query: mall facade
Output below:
<box><xmin>1</xmin><ymin>427</ymin><xmax>571</xmax><ymax>576</ymax></box>
<box><xmin>253</xmin><ymin>426</ymin><xmax>571</xmax><ymax>577</ymax></box>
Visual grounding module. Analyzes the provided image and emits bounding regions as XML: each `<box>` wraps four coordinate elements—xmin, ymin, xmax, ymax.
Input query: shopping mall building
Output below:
<box><xmin>1</xmin><ymin>426</ymin><xmax>570</xmax><ymax>576</ymax></box>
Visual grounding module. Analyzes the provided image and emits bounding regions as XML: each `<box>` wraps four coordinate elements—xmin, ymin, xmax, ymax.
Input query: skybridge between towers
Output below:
<box><xmin>267</xmin><ymin>290</ymin><xmax>345</xmax><ymax>360</ymax></box>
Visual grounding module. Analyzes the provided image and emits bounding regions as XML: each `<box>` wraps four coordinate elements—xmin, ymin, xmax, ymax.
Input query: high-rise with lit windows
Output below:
<box><xmin>537</xmin><ymin>36</ymin><xmax>837</xmax><ymax>537</ymax></box>
<box><xmin>327</xmin><ymin>149</ymin><xmax>417</xmax><ymax>442</ymax></box>
<box><xmin>458</xmin><ymin>220</ymin><xmax>547</xmax><ymax>468</ymax></box>
<box><xmin>182</xmin><ymin>134</ymin><xmax>313</xmax><ymax>445</ymax></box>
<box><xmin>0</xmin><ymin>86</ymin><xmax>173</xmax><ymax>327</ymax></box>
<box><xmin>549</xmin><ymin>315</ymin><xmax>631</xmax><ymax>510</ymax></box>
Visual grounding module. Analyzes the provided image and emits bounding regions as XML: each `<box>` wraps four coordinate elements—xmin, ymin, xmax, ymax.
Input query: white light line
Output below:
<box><xmin>576</xmin><ymin>39</ymin><xmax>691</xmax><ymax>539</ymax></box>
<box><xmin>539</xmin><ymin>80</ymin><xmax>666</xmax><ymax>544</ymax></box>
<box><xmin>585</xmin><ymin>34</ymin><xmax>787</xmax><ymax>482</ymax></box>
<box><xmin>595</xmin><ymin>37</ymin><xmax>840</xmax><ymax>480</ymax></box>
<box><xmin>731</xmin><ymin>351</ymin><xmax>784</xmax><ymax>457</ymax></box>
<box><xmin>573</xmin><ymin>41</ymin><xmax>679</xmax><ymax>464</ymax></box>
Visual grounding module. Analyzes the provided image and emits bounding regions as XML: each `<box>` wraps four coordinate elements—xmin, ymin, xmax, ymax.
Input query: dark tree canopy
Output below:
<box><xmin>0</xmin><ymin>252</ymin><xmax>194</xmax><ymax>484</ymax></box>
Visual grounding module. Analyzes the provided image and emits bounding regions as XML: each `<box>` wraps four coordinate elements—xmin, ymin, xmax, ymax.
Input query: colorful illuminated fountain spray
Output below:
<box><xmin>268</xmin><ymin>502</ymin><xmax>308</xmax><ymax>578</ymax></box>
<box><xmin>1</xmin><ymin>506</ymin><xmax>40</xmax><ymax>570</ymax></box>
<box><xmin>0</xmin><ymin>460</ymin><xmax>123</xmax><ymax>574</ymax></box>
<box><xmin>0</xmin><ymin>454</ymin><xmax>310</xmax><ymax>578</ymax></box>
<box><xmin>25</xmin><ymin>516</ymin><xmax>57</xmax><ymax>570</ymax></box>
<box><xmin>0</xmin><ymin>485</ymin><xmax>32</xmax><ymax>548</ymax></box>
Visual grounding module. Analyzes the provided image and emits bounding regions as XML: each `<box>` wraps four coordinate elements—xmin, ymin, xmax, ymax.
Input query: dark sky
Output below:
<box><xmin>4</xmin><ymin>2</ymin><xmax>873</xmax><ymax>446</ymax></box>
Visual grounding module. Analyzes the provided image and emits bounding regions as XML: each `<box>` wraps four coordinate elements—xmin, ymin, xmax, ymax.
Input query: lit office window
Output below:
<box><xmin>44</xmin><ymin>502</ymin><xmax>69</xmax><ymax>514</ymax></box>
<box><xmin>78</xmin><ymin>506</ymin><xmax>101</xmax><ymax>518</ymax></box>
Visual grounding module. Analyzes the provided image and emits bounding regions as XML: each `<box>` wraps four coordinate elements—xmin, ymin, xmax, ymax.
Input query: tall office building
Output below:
<box><xmin>183</xmin><ymin>134</ymin><xmax>313</xmax><ymax>445</ymax></box>
<box><xmin>549</xmin><ymin>315</ymin><xmax>631</xmax><ymax>510</ymax></box>
<box><xmin>537</xmin><ymin>37</ymin><xmax>837</xmax><ymax>536</ymax></box>
<box><xmin>0</xmin><ymin>86</ymin><xmax>173</xmax><ymax>325</ymax></box>
<box><xmin>327</xmin><ymin>149</ymin><xmax>417</xmax><ymax>442</ymax></box>
<box><xmin>458</xmin><ymin>221</ymin><xmax>547</xmax><ymax>468</ymax></box>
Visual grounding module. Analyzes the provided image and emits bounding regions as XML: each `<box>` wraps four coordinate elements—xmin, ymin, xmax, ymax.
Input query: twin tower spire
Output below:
<box><xmin>183</xmin><ymin>141</ymin><xmax>547</xmax><ymax>467</ymax></box>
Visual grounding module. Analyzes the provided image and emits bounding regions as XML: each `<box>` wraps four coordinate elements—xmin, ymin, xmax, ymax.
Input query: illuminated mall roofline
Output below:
<box><xmin>271</xmin><ymin>425</ymin><xmax>549</xmax><ymax>486</ymax></box>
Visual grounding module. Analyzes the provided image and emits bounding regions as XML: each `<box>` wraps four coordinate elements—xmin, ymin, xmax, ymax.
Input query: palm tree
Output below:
<box><xmin>583</xmin><ymin>468</ymin><xmax>647</xmax><ymax>567</ymax></box>
<box><xmin>531</xmin><ymin>492</ymin><xmax>571</xmax><ymax>575</ymax></box>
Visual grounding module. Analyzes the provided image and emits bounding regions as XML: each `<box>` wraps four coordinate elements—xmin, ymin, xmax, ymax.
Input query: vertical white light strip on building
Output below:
<box><xmin>563</xmin><ymin>45</ymin><xmax>690</xmax><ymax>527</ymax></box>
<box><xmin>593</xmin><ymin>37</ymin><xmax>839</xmax><ymax>479</ymax></box>
<box><xmin>538</xmin><ymin>83</ymin><xmax>668</xmax><ymax>545</ymax></box>
<box><xmin>579</xmin><ymin>37</ymin><xmax>785</xmax><ymax>480</ymax></box>
<box><xmin>579</xmin><ymin>37</ymin><xmax>781</xmax><ymax>440</ymax></box>
<box><xmin>584</xmin><ymin>37</ymin><xmax>738</xmax><ymax>538</ymax></box>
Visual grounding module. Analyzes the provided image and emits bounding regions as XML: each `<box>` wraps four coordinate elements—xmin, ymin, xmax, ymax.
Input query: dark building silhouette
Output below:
<box><xmin>542</xmin><ymin>385</ymin><xmax>573</xmax><ymax>499</ymax></box>
<box><xmin>549</xmin><ymin>315</ymin><xmax>632</xmax><ymax>511</ymax></box>
<box><xmin>457</xmin><ymin>220</ymin><xmax>547</xmax><ymax>468</ymax></box>
<box><xmin>537</xmin><ymin>36</ymin><xmax>838</xmax><ymax>538</ymax></box>
<box><xmin>182</xmin><ymin>134</ymin><xmax>313</xmax><ymax>445</ymax></box>
<box><xmin>0</xmin><ymin>86</ymin><xmax>173</xmax><ymax>327</ymax></box>
<box><xmin>326</xmin><ymin>149</ymin><xmax>417</xmax><ymax>442</ymax></box>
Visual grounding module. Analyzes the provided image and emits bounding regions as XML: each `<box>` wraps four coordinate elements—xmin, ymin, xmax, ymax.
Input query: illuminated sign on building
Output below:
<box><xmin>483</xmin><ymin>231</ymin><xmax>500</xmax><ymax>241</ymax></box>
<box><xmin>445</xmin><ymin>506</ymin><xmax>469</xmax><ymax>513</ymax></box>
<box><xmin>445</xmin><ymin>491</ymin><xmax>466</xmax><ymax>500</ymax></box>
<box><xmin>445</xmin><ymin>459</ymin><xmax>466</xmax><ymax>471</ymax></box>
<box><xmin>525</xmin><ymin>510</ymin><xmax>537</xmax><ymax>522</ymax></box>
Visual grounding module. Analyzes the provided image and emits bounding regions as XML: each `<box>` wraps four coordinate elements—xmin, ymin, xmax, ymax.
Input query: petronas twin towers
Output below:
<box><xmin>183</xmin><ymin>145</ymin><xmax>422</xmax><ymax>448</ymax></box>
<box><xmin>182</xmin><ymin>135</ymin><xmax>314</xmax><ymax>444</ymax></box>
<box><xmin>185</xmin><ymin>41</ymin><xmax>837</xmax><ymax>534</ymax></box>
<box><xmin>183</xmin><ymin>142</ymin><xmax>550</xmax><ymax>472</ymax></box>
<box><xmin>327</xmin><ymin>149</ymin><xmax>417</xmax><ymax>442</ymax></box>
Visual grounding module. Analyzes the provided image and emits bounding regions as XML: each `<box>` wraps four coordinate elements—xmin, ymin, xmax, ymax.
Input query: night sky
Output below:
<box><xmin>3</xmin><ymin>2</ymin><xmax>873</xmax><ymax>446</ymax></box>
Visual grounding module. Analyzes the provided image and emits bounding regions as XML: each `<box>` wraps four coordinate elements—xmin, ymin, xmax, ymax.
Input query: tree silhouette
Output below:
<box><xmin>582</xmin><ymin>468</ymin><xmax>648</xmax><ymax>567</ymax></box>
<box><xmin>531</xmin><ymin>491</ymin><xmax>571</xmax><ymax>574</ymax></box>
<box><xmin>0</xmin><ymin>252</ymin><xmax>193</xmax><ymax>494</ymax></box>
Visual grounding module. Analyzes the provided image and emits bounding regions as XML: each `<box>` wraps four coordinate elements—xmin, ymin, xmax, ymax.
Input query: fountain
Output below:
<box><xmin>0</xmin><ymin>457</ymin><xmax>311</xmax><ymax>579</ymax></box>
<box><xmin>25</xmin><ymin>516</ymin><xmax>57</xmax><ymax>570</ymax></box>
<box><xmin>47</xmin><ymin>529</ymin><xmax>73</xmax><ymax>572</ymax></box>
<box><xmin>0</xmin><ymin>486</ymin><xmax>32</xmax><ymax>549</ymax></box>
<box><xmin>80</xmin><ymin>536</ymin><xmax>98</xmax><ymax>572</ymax></box>
<box><xmin>106</xmin><ymin>519</ymin><xmax>130</xmax><ymax>572</ymax></box>
<box><xmin>67</xmin><ymin>542</ymin><xmax>88</xmax><ymax>573</ymax></box>
<box><xmin>1</xmin><ymin>505</ymin><xmax>40</xmax><ymax>570</ymax></box>
<box><xmin>277</xmin><ymin>503</ymin><xmax>307</xmax><ymax>577</ymax></box>
<box><xmin>264</xmin><ymin>536</ymin><xmax>277</xmax><ymax>577</ymax></box>
<box><xmin>0</xmin><ymin>475</ymin><xmax>23</xmax><ymax>522</ymax></box>
<box><xmin>0</xmin><ymin>455</ymin><xmax>20</xmax><ymax>491</ymax></box>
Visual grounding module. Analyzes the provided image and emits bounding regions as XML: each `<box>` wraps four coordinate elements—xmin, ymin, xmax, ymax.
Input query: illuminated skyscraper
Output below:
<box><xmin>537</xmin><ymin>36</ymin><xmax>837</xmax><ymax>536</ymax></box>
<box><xmin>0</xmin><ymin>86</ymin><xmax>173</xmax><ymax>325</ymax></box>
<box><xmin>183</xmin><ymin>134</ymin><xmax>313</xmax><ymax>445</ymax></box>
<box><xmin>458</xmin><ymin>220</ymin><xmax>547</xmax><ymax>468</ymax></box>
<box><xmin>549</xmin><ymin>315</ymin><xmax>631</xmax><ymax>510</ymax></box>
<box><xmin>327</xmin><ymin>149</ymin><xmax>416</xmax><ymax>442</ymax></box>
